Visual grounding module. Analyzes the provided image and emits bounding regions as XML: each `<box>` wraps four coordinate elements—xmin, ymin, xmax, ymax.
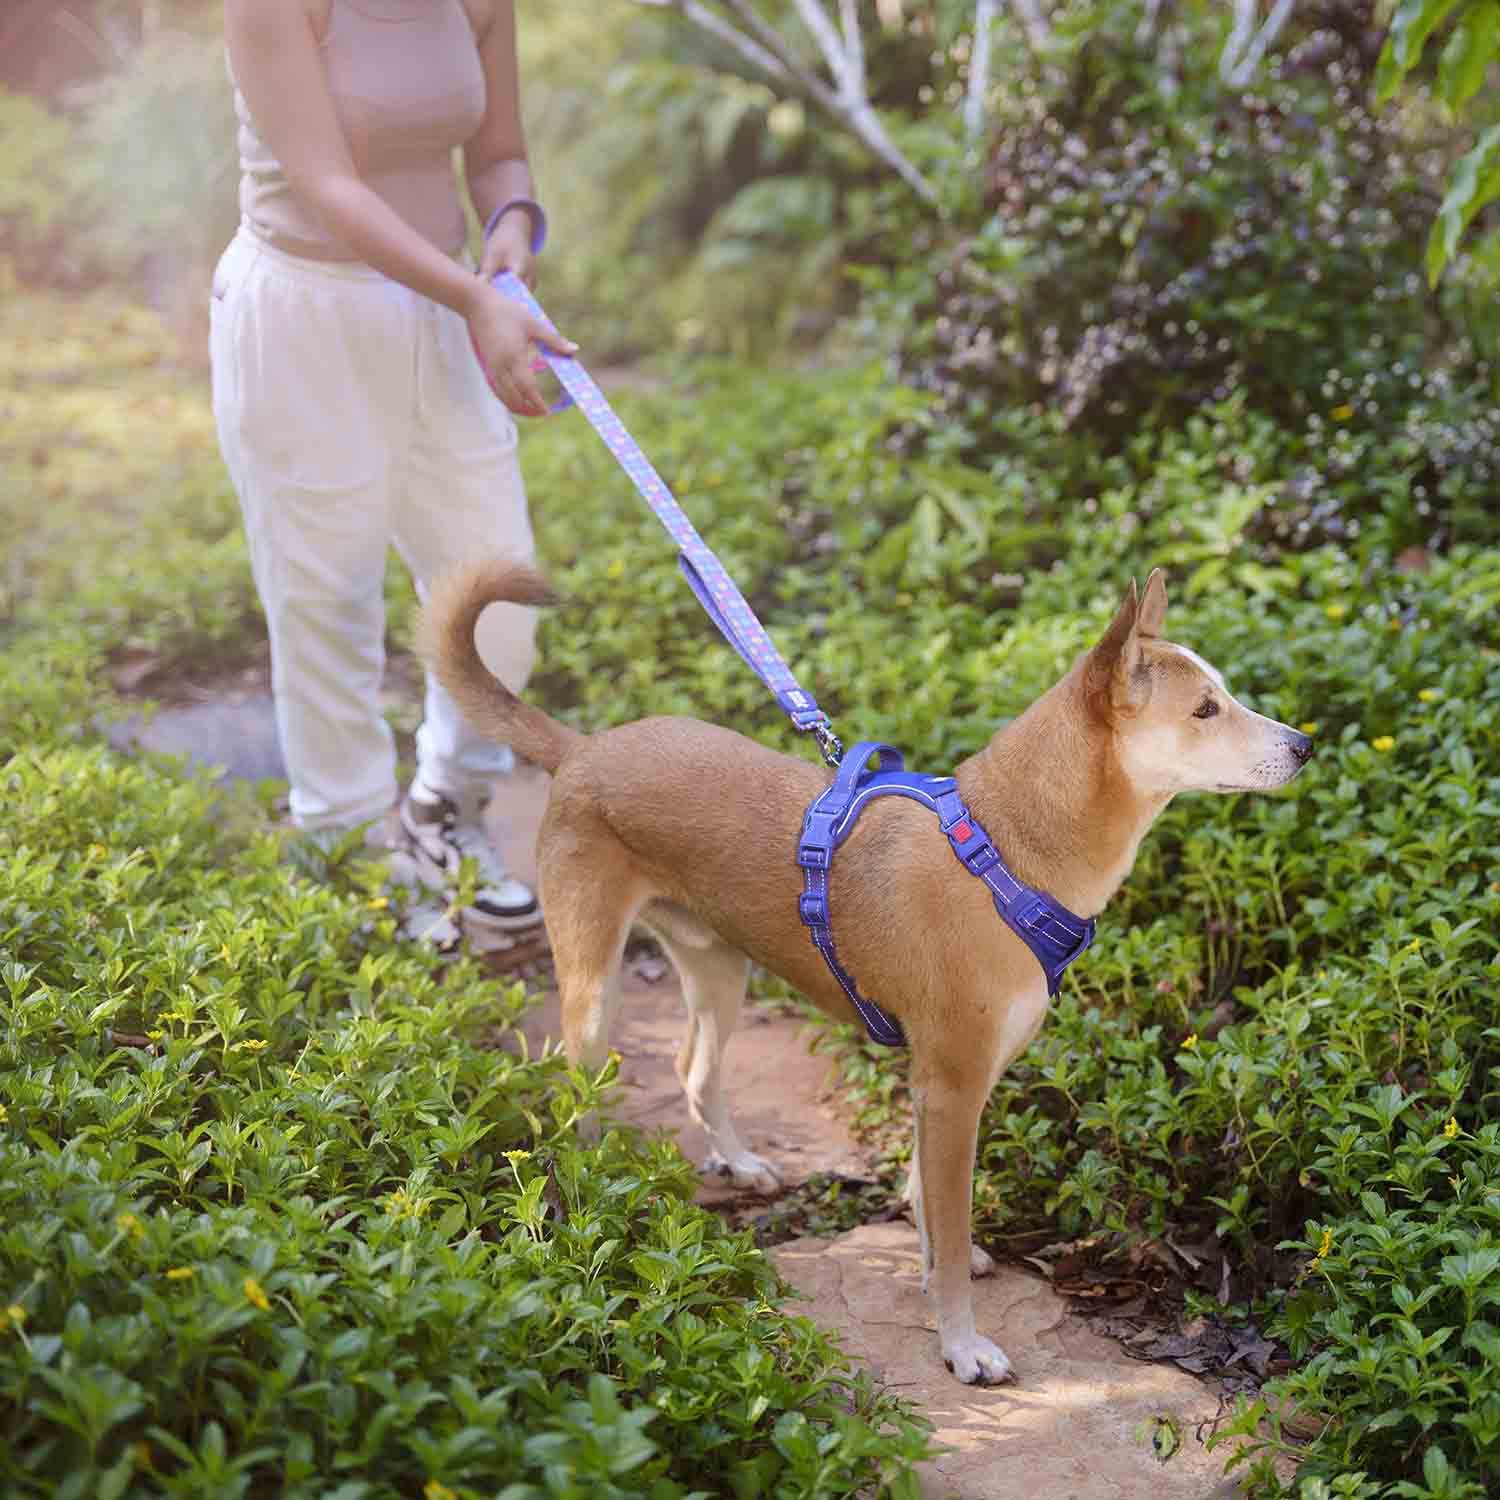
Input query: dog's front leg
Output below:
<box><xmin>913</xmin><ymin>1078</ymin><xmax>1013</xmax><ymax>1385</ymax></box>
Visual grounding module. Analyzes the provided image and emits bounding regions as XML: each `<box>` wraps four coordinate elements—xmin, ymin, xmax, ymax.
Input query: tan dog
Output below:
<box><xmin>424</xmin><ymin>559</ymin><xmax>1314</xmax><ymax>1385</ymax></box>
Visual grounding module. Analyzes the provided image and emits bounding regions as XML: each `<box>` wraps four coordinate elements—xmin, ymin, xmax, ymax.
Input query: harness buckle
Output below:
<box><xmin>962</xmin><ymin>842</ymin><xmax>1000</xmax><ymax>877</ymax></box>
<box><xmin>796</xmin><ymin>843</ymin><xmax>828</xmax><ymax>871</ymax></box>
<box><xmin>798</xmin><ymin>892</ymin><xmax>828</xmax><ymax>927</ymax></box>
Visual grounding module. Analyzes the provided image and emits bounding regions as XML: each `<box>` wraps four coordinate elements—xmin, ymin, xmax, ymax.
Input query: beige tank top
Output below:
<box><xmin>231</xmin><ymin>0</ymin><xmax>486</xmax><ymax>259</ymax></box>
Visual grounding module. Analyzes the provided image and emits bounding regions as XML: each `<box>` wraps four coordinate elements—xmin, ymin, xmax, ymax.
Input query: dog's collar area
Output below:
<box><xmin>797</xmin><ymin>742</ymin><xmax>1096</xmax><ymax>1047</ymax></box>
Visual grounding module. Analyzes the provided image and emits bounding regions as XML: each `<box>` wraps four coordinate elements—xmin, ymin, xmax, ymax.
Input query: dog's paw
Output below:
<box><xmin>942</xmin><ymin>1334</ymin><xmax>1014</xmax><ymax>1386</ymax></box>
<box><xmin>970</xmin><ymin>1243</ymin><xmax>997</xmax><ymax>1279</ymax></box>
<box><xmin>701</xmin><ymin>1149</ymin><xmax>783</xmax><ymax>1196</ymax></box>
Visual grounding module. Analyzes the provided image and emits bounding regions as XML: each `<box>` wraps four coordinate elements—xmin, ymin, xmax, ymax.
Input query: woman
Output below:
<box><xmin>213</xmin><ymin>0</ymin><xmax>573</xmax><ymax>944</ymax></box>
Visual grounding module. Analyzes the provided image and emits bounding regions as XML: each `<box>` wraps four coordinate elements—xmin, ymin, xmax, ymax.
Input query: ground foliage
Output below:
<box><xmin>8</xmin><ymin>258</ymin><xmax>1500</xmax><ymax>1495</ymax></box>
<box><xmin>0</xmin><ymin>289</ymin><xmax>931</xmax><ymax>1500</ymax></box>
<box><xmin>5</xmin><ymin>3</ymin><xmax>1500</xmax><ymax>1495</ymax></box>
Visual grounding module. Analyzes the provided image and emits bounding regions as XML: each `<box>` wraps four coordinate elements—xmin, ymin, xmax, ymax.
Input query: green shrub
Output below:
<box><xmin>862</xmin><ymin>7</ymin><xmax>1500</xmax><ymax>556</ymax></box>
<box><xmin>0</xmin><ymin>642</ymin><xmax>930</xmax><ymax>1498</ymax></box>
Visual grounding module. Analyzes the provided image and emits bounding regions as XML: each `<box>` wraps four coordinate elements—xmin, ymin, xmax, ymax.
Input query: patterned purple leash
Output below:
<box><xmin>490</xmin><ymin>271</ymin><xmax>843</xmax><ymax>766</ymax></box>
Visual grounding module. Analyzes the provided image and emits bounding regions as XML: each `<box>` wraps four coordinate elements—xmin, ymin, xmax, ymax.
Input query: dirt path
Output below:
<box><xmin>114</xmin><ymin>693</ymin><xmax>1256</xmax><ymax>1497</ymax></box>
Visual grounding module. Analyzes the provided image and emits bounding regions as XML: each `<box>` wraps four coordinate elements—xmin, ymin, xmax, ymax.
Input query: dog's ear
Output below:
<box><xmin>1083</xmin><ymin>578</ymin><xmax>1151</xmax><ymax>720</ymax></box>
<box><xmin>1137</xmin><ymin>569</ymin><xmax>1168</xmax><ymax>638</ymax></box>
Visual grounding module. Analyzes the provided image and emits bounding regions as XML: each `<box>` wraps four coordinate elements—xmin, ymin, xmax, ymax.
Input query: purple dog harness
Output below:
<box><xmin>487</xmin><ymin>271</ymin><xmax>1096</xmax><ymax>1045</ymax></box>
<box><xmin>796</xmin><ymin>744</ymin><xmax>1095</xmax><ymax>1046</ymax></box>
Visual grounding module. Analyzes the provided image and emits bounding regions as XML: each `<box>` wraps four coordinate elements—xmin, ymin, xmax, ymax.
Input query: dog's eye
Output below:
<box><xmin>1193</xmin><ymin>699</ymin><xmax>1219</xmax><ymax>720</ymax></box>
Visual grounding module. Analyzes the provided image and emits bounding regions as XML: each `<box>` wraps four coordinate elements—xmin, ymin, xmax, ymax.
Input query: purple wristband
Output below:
<box><xmin>483</xmin><ymin>197</ymin><xmax>547</xmax><ymax>255</ymax></box>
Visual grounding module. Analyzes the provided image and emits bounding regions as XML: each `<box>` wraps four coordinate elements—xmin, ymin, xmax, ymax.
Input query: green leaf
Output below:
<box><xmin>1427</xmin><ymin>123</ymin><xmax>1500</xmax><ymax>282</ymax></box>
<box><xmin>1437</xmin><ymin>1</ymin><xmax>1500</xmax><ymax>110</ymax></box>
<box><xmin>1376</xmin><ymin>0</ymin><xmax>1466</xmax><ymax>101</ymax></box>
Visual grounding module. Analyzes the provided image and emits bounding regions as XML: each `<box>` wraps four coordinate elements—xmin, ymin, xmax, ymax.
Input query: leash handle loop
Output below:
<box><xmin>489</xmin><ymin>271</ymin><xmax>838</xmax><ymax>758</ymax></box>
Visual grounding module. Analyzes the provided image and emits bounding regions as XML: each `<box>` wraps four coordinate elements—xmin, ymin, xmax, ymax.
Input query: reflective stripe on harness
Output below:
<box><xmin>796</xmin><ymin>742</ymin><xmax>1096</xmax><ymax>1047</ymax></box>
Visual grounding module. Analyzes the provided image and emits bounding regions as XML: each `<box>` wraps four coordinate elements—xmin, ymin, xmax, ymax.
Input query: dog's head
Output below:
<box><xmin>1082</xmin><ymin>571</ymin><xmax>1314</xmax><ymax>797</ymax></box>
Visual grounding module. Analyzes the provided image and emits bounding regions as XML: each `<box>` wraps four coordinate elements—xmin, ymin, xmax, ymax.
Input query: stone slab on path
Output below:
<box><xmin>775</xmin><ymin>1223</ymin><xmax>1243</xmax><ymax>1500</ymax></box>
<box><xmin>105</xmin><ymin>695</ymin><xmax>287</xmax><ymax>785</ymax></box>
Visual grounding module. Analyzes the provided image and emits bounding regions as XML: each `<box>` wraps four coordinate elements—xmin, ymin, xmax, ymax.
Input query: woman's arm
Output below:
<box><xmin>462</xmin><ymin>0</ymin><xmax>540</xmax><ymax>284</ymax></box>
<box><xmin>224</xmin><ymin>0</ymin><xmax>571</xmax><ymax>415</ymax></box>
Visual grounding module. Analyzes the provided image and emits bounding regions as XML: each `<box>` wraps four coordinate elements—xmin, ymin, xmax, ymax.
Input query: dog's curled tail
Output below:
<box><xmin>421</xmin><ymin>556</ymin><xmax>582</xmax><ymax>776</ymax></box>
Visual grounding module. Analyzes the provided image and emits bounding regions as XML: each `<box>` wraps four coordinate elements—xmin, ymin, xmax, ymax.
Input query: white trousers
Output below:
<box><xmin>209</xmin><ymin>224</ymin><xmax>536</xmax><ymax>829</ymax></box>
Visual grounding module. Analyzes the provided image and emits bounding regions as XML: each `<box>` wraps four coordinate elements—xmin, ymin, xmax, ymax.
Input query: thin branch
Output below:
<box><xmin>789</xmin><ymin>0</ymin><xmax>853</xmax><ymax>92</ymax></box>
<box><xmin>635</xmin><ymin>0</ymin><xmax>807</xmax><ymax>92</ymax></box>
<box><xmin>1220</xmin><ymin>0</ymin><xmax>1296</xmax><ymax>88</ymax></box>
<box><xmin>633</xmin><ymin>0</ymin><xmax>936</xmax><ymax>203</ymax></box>
<box><xmin>838</xmin><ymin>0</ymin><xmax>866</xmax><ymax>93</ymax></box>
<box><xmin>719</xmin><ymin>0</ymin><xmax>822</xmax><ymax>88</ymax></box>
<box><xmin>966</xmin><ymin>0</ymin><xmax>999</xmax><ymax>145</ymax></box>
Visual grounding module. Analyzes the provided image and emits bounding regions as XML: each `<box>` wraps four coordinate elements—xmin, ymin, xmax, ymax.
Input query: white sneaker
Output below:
<box><xmin>397</xmin><ymin>779</ymin><xmax>543</xmax><ymax>940</ymax></box>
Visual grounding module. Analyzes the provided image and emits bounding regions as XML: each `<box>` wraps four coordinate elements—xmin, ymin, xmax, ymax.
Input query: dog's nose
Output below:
<box><xmin>1289</xmin><ymin>731</ymin><xmax>1315</xmax><ymax>764</ymax></box>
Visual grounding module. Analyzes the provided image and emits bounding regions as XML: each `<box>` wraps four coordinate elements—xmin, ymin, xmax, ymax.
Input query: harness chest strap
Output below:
<box><xmin>796</xmin><ymin>743</ymin><xmax>1097</xmax><ymax>1047</ymax></box>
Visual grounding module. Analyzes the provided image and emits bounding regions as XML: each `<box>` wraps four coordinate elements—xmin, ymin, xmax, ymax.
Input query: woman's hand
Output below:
<box><xmin>478</xmin><ymin>206</ymin><xmax>538</xmax><ymax>288</ymax></box>
<box><xmin>465</xmin><ymin>282</ymin><xmax>576</xmax><ymax>419</ymax></box>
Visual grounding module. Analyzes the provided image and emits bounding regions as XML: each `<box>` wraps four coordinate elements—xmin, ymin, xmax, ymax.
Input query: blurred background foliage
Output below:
<box><xmin>3</xmin><ymin>1</ymin><xmax>1498</xmax><ymax>411</ymax></box>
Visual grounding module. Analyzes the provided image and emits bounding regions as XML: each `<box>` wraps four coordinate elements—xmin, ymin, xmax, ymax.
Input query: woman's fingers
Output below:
<box><xmin>526</xmin><ymin>313</ymin><xmax>577</xmax><ymax>357</ymax></box>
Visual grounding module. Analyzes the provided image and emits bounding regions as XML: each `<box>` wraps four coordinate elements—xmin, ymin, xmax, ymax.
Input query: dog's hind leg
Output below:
<box><xmin>546</xmin><ymin>833</ymin><xmax>646</xmax><ymax>1139</ymax></box>
<box><xmin>649</xmin><ymin>920</ymin><xmax>782</xmax><ymax>1196</ymax></box>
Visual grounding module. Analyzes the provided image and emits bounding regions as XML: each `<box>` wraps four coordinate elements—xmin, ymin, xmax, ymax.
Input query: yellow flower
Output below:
<box><xmin>366</xmin><ymin>895</ymin><xmax>390</xmax><ymax>910</ymax></box>
<box><xmin>1298</xmin><ymin>722</ymin><xmax>1319</xmax><ymax>735</ymax></box>
<box><xmin>503</xmin><ymin>1149</ymin><xmax>532</xmax><ymax>1163</ymax></box>
<box><xmin>87</xmin><ymin>843</ymin><xmax>107</xmax><ymax>860</ymax></box>
<box><xmin>147</xmin><ymin>1029</ymin><xmax>164</xmax><ymax>1041</ymax></box>
<box><xmin>1330</xmin><ymin>404</ymin><xmax>1354</xmax><ymax>421</ymax></box>
<box><xmin>236</xmin><ymin>1039</ymin><xmax>269</xmax><ymax>1052</ymax></box>
<box><xmin>384</xmin><ymin>1188</ymin><xmax>429</xmax><ymax>1221</ymax></box>
<box><xmin>1324</xmin><ymin>603</ymin><xmax>1347</xmax><ymax>620</ymax></box>
<box><xmin>1444</xmin><ymin>1116</ymin><xmax>1460</xmax><ymax>1140</ymax></box>
<box><xmin>4</xmin><ymin>1304</ymin><xmax>26</xmax><ymax>1328</ymax></box>
<box><xmin>165</xmin><ymin>1266</ymin><xmax>195</xmax><ymax>1280</ymax></box>
<box><xmin>606</xmin><ymin>558</ymin><xmax>626</xmax><ymax>581</ymax></box>
<box><xmin>243</xmin><ymin>1277</ymin><xmax>270</xmax><ymax>1311</ymax></box>
<box><xmin>1313</xmin><ymin>1227</ymin><xmax>1334</xmax><ymax>1261</ymax></box>
<box><xmin>220</xmin><ymin>944</ymin><xmax>232</xmax><ymax>962</ymax></box>
<box><xmin>1182</xmin><ymin>1034</ymin><xmax>1198</xmax><ymax>1051</ymax></box>
<box><xmin>424</xmin><ymin>1483</ymin><xmax>458</xmax><ymax>1500</ymax></box>
<box><xmin>1371</xmin><ymin>735</ymin><xmax>1396</xmax><ymax>752</ymax></box>
<box><xmin>115</xmin><ymin>1212</ymin><xmax>144</xmax><ymax>1242</ymax></box>
<box><xmin>1405</xmin><ymin>938</ymin><xmax>1422</xmax><ymax>953</ymax></box>
<box><xmin>1417</xmin><ymin>689</ymin><xmax>1439</xmax><ymax>703</ymax></box>
<box><xmin>0</xmin><ymin>1104</ymin><xmax>8</xmax><ymax>1125</ymax></box>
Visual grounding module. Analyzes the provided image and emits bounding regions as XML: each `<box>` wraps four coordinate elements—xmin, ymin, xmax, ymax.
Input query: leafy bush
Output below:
<box><xmin>0</xmin><ymin>633</ymin><xmax>930</xmax><ymax>1498</ymax></box>
<box><xmin>864</xmin><ymin>4</ymin><xmax>1500</xmax><ymax>558</ymax></box>
<box><xmin>9</xmin><ymin>236</ymin><xmax>1500</xmax><ymax>1496</ymax></box>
